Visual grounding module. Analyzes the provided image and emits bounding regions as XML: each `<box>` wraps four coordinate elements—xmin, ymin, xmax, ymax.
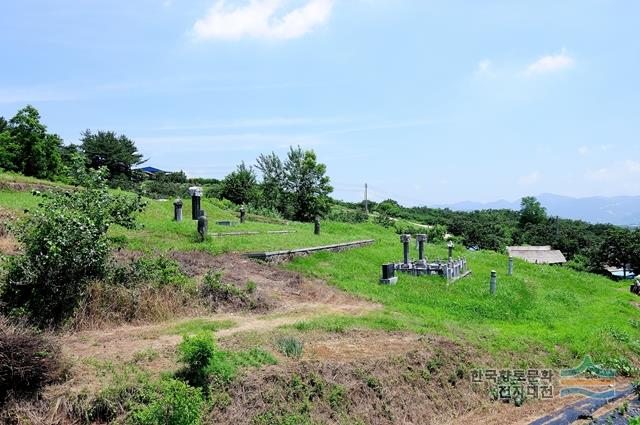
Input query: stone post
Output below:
<box><xmin>490</xmin><ymin>270</ymin><xmax>497</xmax><ymax>295</ymax></box>
<box><xmin>197</xmin><ymin>212</ymin><xmax>208</xmax><ymax>242</ymax></box>
<box><xmin>416</xmin><ymin>234</ymin><xmax>427</xmax><ymax>262</ymax></box>
<box><xmin>173</xmin><ymin>199</ymin><xmax>183</xmax><ymax>222</ymax></box>
<box><xmin>447</xmin><ymin>240</ymin><xmax>454</xmax><ymax>262</ymax></box>
<box><xmin>314</xmin><ymin>217</ymin><xmax>321</xmax><ymax>235</ymax></box>
<box><xmin>508</xmin><ymin>256</ymin><xmax>513</xmax><ymax>276</ymax></box>
<box><xmin>400</xmin><ymin>234</ymin><xmax>411</xmax><ymax>266</ymax></box>
<box><xmin>240</xmin><ymin>206</ymin><xmax>246</xmax><ymax>224</ymax></box>
<box><xmin>188</xmin><ymin>186</ymin><xmax>203</xmax><ymax>220</ymax></box>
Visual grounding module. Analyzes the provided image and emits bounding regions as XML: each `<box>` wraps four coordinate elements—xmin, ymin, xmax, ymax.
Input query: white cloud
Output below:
<box><xmin>586</xmin><ymin>167</ymin><xmax>611</xmax><ymax>182</ymax></box>
<box><xmin>586</xmin><ymin>161</ymin><xmax>640</xmax><ymax>183</ymax></box>
<box><xmin>476</xmin><ymin>59</ymin><xmax>492</xmax><ymax>74</ymax></box>
<box><xmin>525</xmin><ymin>49</ymin><xmax>574</xmax><ymax>75</ymax></box>
<box><xmin>578</xmin><ymin>146</ymin><xmax>590</xmax><ymax>156</ymax></box>
<box><xmin>518</xmin><ymin>171</ymin><xmax>540</xmax><ymax>185</ymax></box>
<box><xmin>626</xmin><ymin>160</ymin><xmax>640</xmax><ymax>173</ymax></box>
<box><xmin>192</xmin><ymin>0</ymin><xmax>335</xmax><ymax>41</ymax></box>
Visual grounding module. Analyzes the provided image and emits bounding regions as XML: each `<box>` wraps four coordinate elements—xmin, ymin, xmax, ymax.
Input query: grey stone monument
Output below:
<box><xmin>508</xmin><ymin>256</ymin><xmax>513</xmax><ymax>276</ymax></box>
<box><xmin>188</xmin><ymin>186</ymin><xmax>203</xmax><ymax>220</ymax></box>
<box><xmin>416</xmin><ymin>234</ymin><xmax>427</xmax><ymax>265</ymax></box>
<box><xmin>490</xmin><ymin>270</ymin><xmax>497</xmax><ymax>295</ymax></box>
<box><xmin>400</xmin><ymin>234</ymin><xmax>411</xmax><ymax>266</ymax></box>
<box><xmin>197</xmin><ymin>211</ymin><xmax>208</xmax><ymax>242</ymax></box>
<box><xmin>380</xmin><ymin>264</ymin><xmax>398</xmax><ymax>285</ymax></box>
<box><xmin>314</xmin><ymin>217</ymin><xmax>321</xmax><ymax>235</ymax></box>
<box><xmin>240</xmin><ymin>205</ymin><xmax>246</xmax><ymax>223</ymax></box>
<box><xmin>173</xmin><ymin>199</ymin><xmax>183</xmax><ymax>222</ymax></box>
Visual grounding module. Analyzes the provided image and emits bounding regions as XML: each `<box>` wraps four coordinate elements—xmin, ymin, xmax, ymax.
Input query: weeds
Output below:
<box><xmin>200</xmin><ymin>271</ymin><xmax>255</xmax><ymax>309</ymax></box>
<box><xmin>276</xmin><ymin>336</ymin><xmax>304</xmax><ymax>359</ymax></box>
<box><xmin>604</xmin><ymin>357</ymin><xmax>640</xmax><ymax>377</ymax></box>
<box><xmin>129</xmin><ymin>379</ymin><xmax>204</xmax><ymax>425</ymax></box>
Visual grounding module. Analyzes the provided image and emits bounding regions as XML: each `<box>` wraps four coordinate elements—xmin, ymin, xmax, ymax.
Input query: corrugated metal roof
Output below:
<box><xmin>507</xmin><ymin>246</ymin><xmax>567</xmax><ymax>264</ymax></box>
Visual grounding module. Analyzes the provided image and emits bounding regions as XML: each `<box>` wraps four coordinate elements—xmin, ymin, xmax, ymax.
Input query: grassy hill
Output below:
<box><xmin>3</xmin><ymin>172</ymin><xmax>640</xmax><ymax>424</ymax></box>
<box><xmin>1</xmin><ymin>173</ymin><xmax>638</xmax><ymax>370</ymax></box>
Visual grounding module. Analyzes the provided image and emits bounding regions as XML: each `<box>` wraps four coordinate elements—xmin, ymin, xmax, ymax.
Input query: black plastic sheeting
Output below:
<box><xmin>529</xmin><ymin>386</ymin><xmax>634</xmax><ymax>425</ymax></box>
<box><xmin>591</xmin><ymin>396</ymin><xmax>640</xmax><ymax>424</ymax></box>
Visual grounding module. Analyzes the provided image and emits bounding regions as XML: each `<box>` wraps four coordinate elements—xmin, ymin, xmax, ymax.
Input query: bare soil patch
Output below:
<box><xmin>167</xmin><ymin>251</ymin><xmax>377</xmax><ymax>314</ymax></box>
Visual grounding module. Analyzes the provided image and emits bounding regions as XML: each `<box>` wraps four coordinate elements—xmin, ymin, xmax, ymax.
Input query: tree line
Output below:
<box><xmin>0</xmin><ymin>105</ymin><xmax>333</xmax><ymax>223</ymax></box>
<box><xmin>351</xmin><ymin>196</ymin><xmax>640</xmax><ymax>277</ymax></box>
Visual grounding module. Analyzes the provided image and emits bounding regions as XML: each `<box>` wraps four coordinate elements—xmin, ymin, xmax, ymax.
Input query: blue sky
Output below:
<box><xmin>1</xmin><ymin>0</ymin><xmax>639</xmax><ymax>205</ymax></box>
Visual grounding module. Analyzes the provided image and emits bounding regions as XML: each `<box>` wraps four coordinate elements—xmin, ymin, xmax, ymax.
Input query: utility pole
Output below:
<box><xmin>364</xmin><ymin>183</ymin><xmax>369</xmax><ymax>214</ymax></box>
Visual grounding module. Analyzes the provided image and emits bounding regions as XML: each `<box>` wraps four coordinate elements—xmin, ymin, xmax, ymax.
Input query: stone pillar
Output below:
<box><xmin>508</xmin><ymin>256</ymin><xmax>513</xmax><ymax>276</ymax></box>
<box><xmin>490</xmin><ymin>270</ymin><xmax>497</xmax><ymax>295</ymax></box>
<box><xmin>447</xmin><ymin>240</ymin><xmax>454</xmax><ymax>262</ymax></box>
<box><xmin>188</xmin><ymin>186</ymin><xmax>203</xmax><ymax>220</ymax></box>
<box><xmin>197</xmin><ymin>212</ymin><xmax>208</xmax><ymax>242</ymax></box>
<box><xmin>416</xmin><ymin>234</ymin><xmax>427</xmax><ymax>262</ymax></box>
<box><xmin>400</xmin><ymin>234</ymin><xmax>411</xmax><ymax>265</ymax></box>
<box><xmin>443</xmin><ymin>263</ymin><xmax>449</xmax><ymax>279</ymax></box>
<box><xmin>314</xmin><ymin>217</ymin><xmax>321</xmax><ymax>235</ymax></box>
<box><xmin>240</xmin><ymin>206</ymin><xmax>246</xmax><ymax>224</ymax></box>
<box><xmin>173</xmin><ymin>199</ymin><xmax>183</xmax><ymax>222</ymax></box>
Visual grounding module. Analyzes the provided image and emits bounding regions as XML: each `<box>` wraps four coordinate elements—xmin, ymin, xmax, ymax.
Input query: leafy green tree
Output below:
<box><xmin>282</xmin><ymin>146</ymin><xmax>333</xmax><ymax>222</ymax></box>
<box><xmin>0</xmin><ymin>131</ymin><xmax>18</xmax><ymax>172</ymax></box>
<box><xmin>519</xmin><ymin>196</ymin><xmax>547</xmax><ymax>227</ymax></box>
<box><xmin>255</xmin><ymin>152</ymin><xmax>286</xmax><ymax>211</ymax></box>
<box><xmin>1</xmin><ymin>172</ymin><xmax>146</xmax><ymax>326</ymax></box>
<box><xmin>1</xmin><ymin>105</ymin><xmax>63</xmax><ymax>179</ymax></box>
<box><xmin>220</xmin><ymin>162</ymin><xmax>257</xmax><ymax>205</ymax></box>
<box><xmin>376</xmin><ymin>199</ymin><xmax>402</xmax><ymax>217</ymax></box>
<box><xmin>80</xmin><ymin>129</ymin><xmax>145</xmax><ymax>182</ymax></box>
<box><xmin>631</xmin><ymin>229</ymin><xmax>640</xmax><ymax>275</ymax></box>
<box><xmin>595</xmin><ymin>227</ymin><xmax>636</xmax><ymax>277</ymax></box>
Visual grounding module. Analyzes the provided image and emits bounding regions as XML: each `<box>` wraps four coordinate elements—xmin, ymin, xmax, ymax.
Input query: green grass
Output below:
<box><xmin>167</xmin><ymin>318</ymin><xmax>237</xmax><ymax>335</ymax></box>
<box><xmin>287</xmin><ymin>242</ymin><xmax>640</xmax><ymax>367</ymax></box>
<box><xmin>0</xmin><ymin>188</ymin><xmax>387</xmax><ymax>254</ymax></box>
<box><xmin>2</xmin><ymin>174</ymin><xmax>640</xmax><ymax>370</ymax></box>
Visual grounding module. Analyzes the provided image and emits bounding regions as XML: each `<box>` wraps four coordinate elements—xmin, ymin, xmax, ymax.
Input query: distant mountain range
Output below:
<box><xmin>434</xmin><ymin>194</ymin><xmax>640</xmax><ymax>226</ymax></box>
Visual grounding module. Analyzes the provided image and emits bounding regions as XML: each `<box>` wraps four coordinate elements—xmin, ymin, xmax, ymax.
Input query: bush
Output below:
<box><xmin>129</xmin><ymin>379</ymin><xmax>204</xmax><ymax>425</ymax></box>
<box><xmin>0</xmin><ymin>317</ymin><xmax>65</xmax><ymax>404</ymax></box>
<box><xmin>1</xmin><ymin>185</ymin><xmax>145</xmax><ymax>326</ymax></box>
<box><xmin>176</xmin><ymin>333</ymin><xmax>277</xmax><ymax>389</ymax></box>
<box><xmin>373</xmin><ymin>214</ymin><xmax>394</xmax><ymax>228</ymax></box>
<box><xmin>326</xmin><ymin>207</ymin><xmax>368</xmax><ymax>224</ymax></box>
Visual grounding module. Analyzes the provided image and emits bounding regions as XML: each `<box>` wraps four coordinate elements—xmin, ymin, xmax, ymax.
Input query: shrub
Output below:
<box><xmin>0</xmin><ymin>317</ymin><xmax>65</xmax><ymax>404</ymax></box>
<box><xmin>129</xmin><ymin>379</ymin><xmax>204</xmax><ymax>425</ymax></box>
<box><xmin>275</xmin><ymin>336</ymin><xmax>304</xmax><ymax>359</ymax></box>
<box><xmin>1</xmin><ymin>185</ymin><xmax>145</xmax><ymax>326</ymax></box>
<box><xmin>373</xmin><ymin>213</ymin><xmax>394</xmax><ymax>228</ymax></box>
<box><xmin>177</xmin><ymin>333</ymin><xmax>216</xmax><ymax>389</ymax></box>
<box><xmin>326</xmin><ymin>207</ymin><xmax>368</xmax><ymax>224</ymax></box>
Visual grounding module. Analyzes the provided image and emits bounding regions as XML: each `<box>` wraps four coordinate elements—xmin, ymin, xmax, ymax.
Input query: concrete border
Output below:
<box><xmin>246</xmin><ymin>239</ymin><xmax>375</xmax><ymax>262</ymax></box>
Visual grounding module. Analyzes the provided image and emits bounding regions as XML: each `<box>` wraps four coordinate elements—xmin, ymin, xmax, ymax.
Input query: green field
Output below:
<box><xmin>1</xmin><ymin>181</ymin><xmax>639</xmax><ymax>370</ymax></box>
